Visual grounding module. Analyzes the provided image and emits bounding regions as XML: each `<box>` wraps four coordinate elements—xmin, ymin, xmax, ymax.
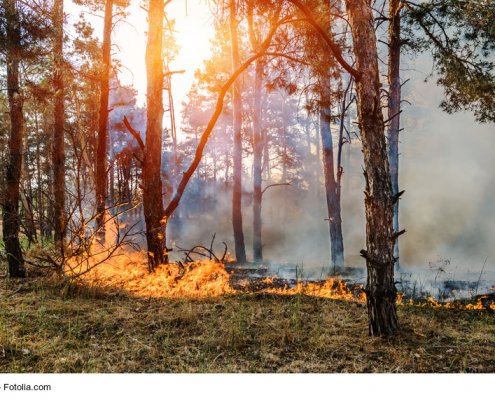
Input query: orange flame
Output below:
<box><xmin>67</xmin><ymin>255</ymin><xmax>495</xmax><ymax>311</ymax></box>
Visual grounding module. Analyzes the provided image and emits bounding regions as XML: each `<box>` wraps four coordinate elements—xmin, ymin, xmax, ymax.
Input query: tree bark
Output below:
<box><xmin>229</xmin><ymin>0</ymin><xmax>247</xmax><ymax>263</ymax></box>
<box><xmin>346</xmin><ymin>0</ymin><xmax>399</xmax><ymax>335</ymax></box>
<box><xmin>52</xmin><ymin>0</ymin><xmax>66</xmax><ymax>246</ymax></box>
<box><xmin>387</xmin><ymin>0</ymin><xmax>401</xmax><ymax>270</ymax></box>
<box><xmin>143</xmin><ymin>0</ymin><xmax>167</xmax><ymax>271</ymax></box>
<box><xmin>95</xmin><ymin>0</ymin><xmax>113</xmax><ymax>242</ymax></box>
<box><xmin>320</xmin><ymin>105</ymin><xmax>344</xmax><ymax>273</ymax></box>
<box><xmin>3</xmin><ymin>0</ymin><xmax>25</xmax><ymax>277</ymax></box>
<box><xmin>252</xmin><ymin>60</ymin><xmax>264</xmax><ymax>262</ymax></box>
<box><xmin>247</xmin><ymin>2</ymin><xmax>264</xmax><ymax>262</ymax></box>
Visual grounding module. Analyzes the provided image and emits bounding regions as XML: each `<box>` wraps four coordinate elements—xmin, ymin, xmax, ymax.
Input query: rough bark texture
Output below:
<box><xmin>387</xmin><ymin>0</ymin><xmax>401</xmax><ymax>270</ymax></box>
<box><xmin>3</xmin><ymin>0</ymin><xmax>25</xmax><ymax>277</ymax></box>
<box><xmin>252</xmin><ymin>60</ymin><xmax>264</xmax><ymax>262</ymax></box>
<box><xmin>95</xmin><ymin>0</ymin><xmax>113</xmax><ymax>242</ymax></box>
<box><xmin>229</xmin><ymin>0</ymin><xmax>247</xmax><ymax>263</ymax></box>
<box><xmin>346</xmin><ymin>0</ymin><xmax>399</xmax><ymax>335</ymax></box>
<box><xmin>52</xmin><ymin>0</ymin><xmax>66</xmax><ymax>245</ymax></box>
<box><xmin>143</xmin><ymin>0</ymin><xmax>167</xmax><ymax>271</ymax></box>
<box><xmin>320</xmin><ymin>106</ymin><xmax>344</xmax><ymax>273</ymax></box>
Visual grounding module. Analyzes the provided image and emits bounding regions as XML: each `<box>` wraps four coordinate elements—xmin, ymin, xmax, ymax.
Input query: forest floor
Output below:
<box><xmin>1</xmin><ymin>262</ymin><xmax>495</xmax><ymax>373</ymax></box>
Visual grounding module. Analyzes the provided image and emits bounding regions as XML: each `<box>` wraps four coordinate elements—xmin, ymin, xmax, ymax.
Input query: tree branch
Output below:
<box><xmin>261</xmin><ymin>182</ymin><xmax>292</xmax><ymax>196</ymax></box>
<box><xmin>287</xmin><ymin>0</ymin><xmax>360</xmax><ymax>80</ymax></box>
<box><xmin>123</xmin><ymin>116</ymin><xmax>145</xmax><ymax>152</ymax></box>
<box><xmin>163</xmin><ymin>17</ymin><xmax>283</xmax><ymax>220</ymax></box>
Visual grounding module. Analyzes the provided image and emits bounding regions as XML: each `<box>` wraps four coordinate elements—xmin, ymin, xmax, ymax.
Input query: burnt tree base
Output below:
<box><xmin>95</xmin><ymin>206</ymin><xmax>106</xmax><ymax>245</ymax></box>
<box><xmin>143</xmin><ymin>197</ymin><xmax>168</xmax><ymax>272</ymax></box>
<box><xmin>146</xmin><ymin>233</ymin><xmax>168</xmax><ymax>272</ymax></box>
<box><xmin>365</xmin><ymin>260</ymin><xmax>399</xmax><ymax>336</ymax></box>
<box><xmin>366</xmin><ymin>292</ymin><xmax>400</xmax><ymax>336</ymax></box>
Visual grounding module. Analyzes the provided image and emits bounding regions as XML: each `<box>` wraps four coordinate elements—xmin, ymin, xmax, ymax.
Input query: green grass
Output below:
<box><xmin>1</xmin><ymin>274</ymin><xmax>494</xmax><ymax>373</ymax></box>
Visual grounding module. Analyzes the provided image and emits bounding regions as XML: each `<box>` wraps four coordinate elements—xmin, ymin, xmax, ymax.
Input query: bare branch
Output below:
<box><xmin>123</xmin><ymin>116</ymin><xmax>145</xmax><ymax>152</ymax></box>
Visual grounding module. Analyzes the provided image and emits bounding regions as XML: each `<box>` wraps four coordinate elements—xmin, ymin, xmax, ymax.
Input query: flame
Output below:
<box><xmin>67</xmin><ymin>254</ymin><xmax>364</xmax><ymax>302</ymax></box>
<box><xmin>68</xmin><ymin>254</ymin><xmax>234</xmax><ymax>299</ymax></box>
<box><xmin>66</xmin><ymin>254</ymin><xmax>495</xmax><ymax>311</ymax></box>
<box><xmin>396</xmin><ymin>295</ymin><xmax>495</xmax><ymax>311</ymax></box>
<box><xmin>262</xmin><ymin>278</ymin><xmax>366</xmax><ymax>303</ymax></box>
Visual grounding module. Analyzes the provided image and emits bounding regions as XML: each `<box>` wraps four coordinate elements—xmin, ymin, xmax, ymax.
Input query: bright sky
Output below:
<box><xmin>67</xmin><ymin>0</ymin><xmax>215</xmax><ymax>106</ymax></box>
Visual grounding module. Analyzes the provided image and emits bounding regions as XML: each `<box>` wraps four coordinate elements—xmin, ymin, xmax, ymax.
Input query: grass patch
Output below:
<box><xmin>1</xmin><ymin>274</ymin><xmax>494</xmax><ymax>372</ymax></box>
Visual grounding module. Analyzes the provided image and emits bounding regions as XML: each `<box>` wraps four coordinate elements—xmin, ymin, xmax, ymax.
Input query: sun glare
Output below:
<box><xmin>111</xmin><ymin>0</ymin><xmax>214</xmax><ymax>107</ymax></box>
<box><xmin>66</xmin><ymin>0</ymin><xmax>214</xmax><ymax>108</ymax></box>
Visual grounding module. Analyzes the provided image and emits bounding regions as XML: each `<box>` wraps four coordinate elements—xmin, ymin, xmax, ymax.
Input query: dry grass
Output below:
<box><xmin>1</xmin><ymin>270</ymin><xmax>494</xmax><ymax>373</ymax></box>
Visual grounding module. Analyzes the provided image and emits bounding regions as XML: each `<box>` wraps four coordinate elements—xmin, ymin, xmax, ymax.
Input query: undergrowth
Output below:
<box><xmin>1</xmin><ymin>269</ymin><xmax>494</xmax><ymax>373</ymax></box>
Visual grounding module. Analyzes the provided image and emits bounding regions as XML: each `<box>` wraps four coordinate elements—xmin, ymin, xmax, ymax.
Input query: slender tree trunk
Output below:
<box><xmin>52</xmin><ymin>0</ymin><xmax>66</xmax><ymax>246</ymax></box>
<box><xmin>229</xmin><ymin>0</ymin><xmax>246</xmax><ymax>263</ymax></box>
<box><xmin>346</xmin><ymin>0</ymin><xmax>399</xmax><ymax>335</ymax></box>
<box><xmin>281</xmin><ymin>99</ymin><xmax>288</xmax><ymax>182</ymax></box>
<box><xmin>143</xmin><ymin>0</ymin><xmax>167</xmax><ymax>271</ymax></box>
<box><xmin>34</xmin><ymin>112</ymin><xmax>45</xmax><ymax>242</ymax></box>
<box><xmin>387</xmin><ymin>0</ymin><xmax>401</xmax><ymax>270</ymax></box>
<box><xmin>320</xmin><ymin>105</ymin><xmax>344</xmax><ymax>273</ymax></box>
<box><xmin>95</xmin><ymin>0</ymin><xmax>113</xmax><ymax>242</ymax></box>
<box><xmin>42</xmin><ymin>111</ymin><xmax>53</xmax><ymax>239</ymax></box>
<box><xmin>315</xmin><ymin>116</ymin><xmax>321</xmax><ymax>195</ymax></box>
<box><xmin>21</xmin><ymin>138</ymin><xmax>36</xmax><ymax>245</ymax></box>
<box><xmin>252</xmin><ymin>60</ymin><xmax>264</xmax><ymax>262</ymax></box>
<box><xmin>167</xmin><ymin>79</ymin><xmax>179</xmax><ymax>197</ymax></box>
<box><xmin>247</xmin><ymin>3</ymin><xmax>264</xmax><ymax>262</ymax></box>
<box><xmin>262</xmin><ymin>128</ymin><xmax>270</xmax><ymax>182</ymax></box>
<box><xmin>3</xmin><ymin>0</ymin><xmax>25</xmax><ymax>277</ymax></box>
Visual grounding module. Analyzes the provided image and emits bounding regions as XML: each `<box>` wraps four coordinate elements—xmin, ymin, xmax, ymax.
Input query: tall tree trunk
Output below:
<box><xmin>281</xmin><ymin>99</ymin><xmax>288</xmax><ymax>182</ymax></box>
<box><xmin>247</xmin><ymin>3</ymin><xmax>264</xmax><ymax>262</ymax></box>
<box><xmin>143</xmin><ymin>0</ymin><xmax>167</xmax><ymax>271</ymax></box>
<box><xmin>315</xmin><ymin>116</ymin><xmax>321</xmax><ymax>195</ymax></box>
<box><xmin>3</xmin><ymin>0</ymin><xmax>25</xmax><ymax>277</ymax></box>
<box><xmin>229</xmin><ymin>0</ymin><xmax>246</xmax><ymax>263</ymax></box>
<box><xmin>95</xmin><ymin>0</ymin><xmax>113</xmax><ymax>242</ymax></box>
<box><xmin>167</xmin><ymin>78</ymin><xmax>179</xmax><ymax>198</ymax></box>
<box><xmin>52</xmin><ymin>0</ymin><xmax>66</xmax><ymax>247</ymax></box>
<box><xmin>346</xmin><ymin>0</ymin><xmax>399</xmax><ymax>335</ymax></box>
<box><xmin>252</xmin><ymin>60</ymin><xmax>264</xmax><ymax>262</ymax></box>
<box><xmin>387</xmin><ymin>0</ymin><xmax>401</xmax><ymax>270</ymax></box>
<box><xmin>34</xmin><ymin>112</ymin><xmax>46</xmax><ymax>243</ymax></box>
<box><xmin>320</xmin><ymin>104</ymin><xmax>344</xmax><ymax>273</ymax></box>
<box><xmin>21</xmin><ymin>138</ymin><xmax>36</xmax><ymax>245</ymax></box>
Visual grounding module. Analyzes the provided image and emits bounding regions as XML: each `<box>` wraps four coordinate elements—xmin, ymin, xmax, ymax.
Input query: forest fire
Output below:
<box><xmin>67</xmin><ymin>255</ymin><xmax>235</xmax><ymax>299</ymax></box>
<box><xmin>66</xmin><ymin>252</ymin><xmax>365</xmax><ymax>301</ymax></box>
<box><xmin>65</xmin><ymin>254</ymin><xmax>495</xmax><ymax>312</ymax></box>
<box><xmin>2</xmin><ymin>0</ymin><xmax>495</xmax><ymax>382</ymax></box>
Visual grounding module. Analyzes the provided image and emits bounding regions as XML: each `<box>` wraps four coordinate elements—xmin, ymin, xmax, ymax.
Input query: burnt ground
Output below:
<box><xmin>1</xmin><ymin>272</ymin><xmax>494</xmax><ymax>373</ymax></box>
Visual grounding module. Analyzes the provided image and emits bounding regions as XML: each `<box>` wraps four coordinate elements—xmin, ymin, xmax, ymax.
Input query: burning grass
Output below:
<box><xmin>68</xmin><ymin>254</ymin><xmax>236</xmax><ymax>299</ymax></box>
<box><xmin>1</xmin><ymin>258</ymin><xmax>494</xmax><ymax>372</ymax></box>
<box><xmin>64</xmin><ymin>253</ymin><xmax>367</xmax><ymax>302</ymax></box>
<box><xmin>66</xmin><ymin>255</ymin><xmax>494</xmax><ymax>312</ymax></box>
